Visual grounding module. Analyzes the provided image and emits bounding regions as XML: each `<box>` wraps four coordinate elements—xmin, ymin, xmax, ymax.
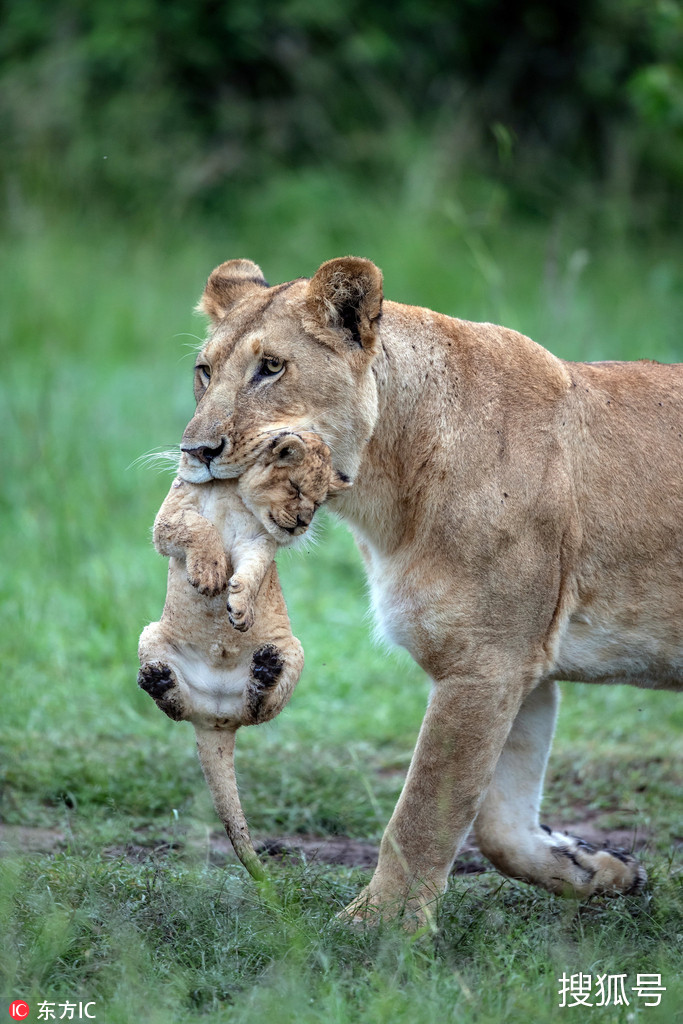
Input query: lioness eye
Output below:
<box><xmin>262</xmin><ymin>356</ymin><xmax>284</xmax><ymax>376</ymax></box>
<box><xmin>196</xmin><ymin>364</ymin><xmax>211</xmax><ymax>382</ymax></box>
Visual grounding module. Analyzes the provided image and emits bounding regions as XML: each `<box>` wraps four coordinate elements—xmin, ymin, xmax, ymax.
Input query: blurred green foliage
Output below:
<box><xmin>2</xmin><ymin>0</ymin><xmax>682</xmax><ymax>221</ymax></box>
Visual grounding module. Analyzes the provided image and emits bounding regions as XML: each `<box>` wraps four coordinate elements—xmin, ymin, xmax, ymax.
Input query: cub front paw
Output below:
<box><xmin>186</xmin><ymin>550</ymin><xmax>229</xmax><ymax>597</ymax></box>
<box><xmin>227</xmin><ymin>576</ymin><xmax>254</xmax><ymax>632</ymax></box>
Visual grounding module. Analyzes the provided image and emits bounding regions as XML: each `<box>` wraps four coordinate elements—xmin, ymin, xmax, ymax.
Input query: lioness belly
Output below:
<box><xmin>554</xmin><ymin>608</ymin><xmax>683</xmax><ymax>691</ymax></box>
<box><xmin>364</xmin><ymin>540</ymin><xmax>683</xmax><ymax>691</ymax></box>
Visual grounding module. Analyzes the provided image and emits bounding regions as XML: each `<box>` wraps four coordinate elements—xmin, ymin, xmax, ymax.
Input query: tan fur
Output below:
<box><xmin>178</xmin><ymin>256</ymin><xmax>682</xmax><ymax>922</ymax></box>
<box><xmin>138</xmin><ymin>430</ymin><xmax>347</xmax><ymax>877</ymax></box>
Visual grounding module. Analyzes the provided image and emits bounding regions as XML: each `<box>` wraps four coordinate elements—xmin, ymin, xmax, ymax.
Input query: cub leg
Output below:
<box><xmin>227</xmin><ymin>535</ymin><xmax>278</xmax><ymax>632</ymax></box>
<box><xmin>154</xmin><ymin>496</ymin><xmax>229</xmax><ymax>597</ymax></box>
<box><xmin>244</xmin><ymin>635</ymin><xmax>304</xmax><ymax>724</ymax></box>
<box><xmin>340</xmin><ymin>671</ymin><xmax>525</xmax><ymax>925</ymax></box>
<box><xmin>137</xmin><ymin>622</ymin><xmax>188</xmax><ymax>721</ymax></box>
<box><xmin>137</xmin><ymin>661</ymin><xmax>186</xmax><ymax>722</ymax></box>
<box><xmin>473</xmin><ymin>679</ymin><xmax>647</xmax><ymax>897</ymax></box>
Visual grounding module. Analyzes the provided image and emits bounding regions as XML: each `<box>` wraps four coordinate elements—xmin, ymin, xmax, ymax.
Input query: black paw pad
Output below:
<box><xmin>251</xmin><ymin>645</ymin><xmax>283</xmax><ymax>689</ymax></box>
<box><xmin>138</xmin><ymin>663</ymin><xmax>174</xmax><ymax>699</ymax></box>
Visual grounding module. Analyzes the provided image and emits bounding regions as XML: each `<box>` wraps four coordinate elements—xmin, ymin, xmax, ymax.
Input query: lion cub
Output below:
<box><xmin>137</xmin><ymin>431</ymin><xmax>348</xmax><ymax>877</ymax></box>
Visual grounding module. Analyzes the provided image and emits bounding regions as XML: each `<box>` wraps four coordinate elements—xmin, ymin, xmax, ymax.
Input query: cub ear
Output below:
<box><xmin>269</xmin><ymin>433</ymin><xmax>306</xmax><ymax>467</ymax></box>
<box><xmin>327</xmin><ymin>470</ymin><xmax>353</xmax><ymax>495</ymax></box>
<box><xmin>197</xmin><ymin>259</ymin><xmax>269</xmax><ymax>323</ymax></box>
<box><xmin>304</xmin><ymin>257</ymin><xmax>383</xmax><ymax>352</ymax></box>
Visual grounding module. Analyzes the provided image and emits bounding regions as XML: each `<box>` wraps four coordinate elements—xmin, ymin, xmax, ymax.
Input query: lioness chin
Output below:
<box><xmin>176</xmin><ymin>255</ymin><xmax>682</xmax><ymax>923</ymax></box>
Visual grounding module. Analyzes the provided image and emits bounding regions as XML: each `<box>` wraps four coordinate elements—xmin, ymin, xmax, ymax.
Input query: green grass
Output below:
<box><xmin>1</xmin><ymin>184</ymin><xmax>682</xmax><ymax>1021</ymax></box>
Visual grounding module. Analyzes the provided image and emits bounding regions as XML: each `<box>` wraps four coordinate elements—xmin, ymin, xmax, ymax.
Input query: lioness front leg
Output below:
<box><xmin>473</xmin><ymin>679</ymin><xmax>647</xmax><ymax>897</ymax></box>
<box><xmin>340</xmin><ymin>672</ymin><xmax>525</xmax><ymax>927</ymax></box>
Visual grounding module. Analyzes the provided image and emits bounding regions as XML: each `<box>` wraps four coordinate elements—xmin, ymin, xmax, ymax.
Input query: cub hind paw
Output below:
<box><xmin>245</xmin><ymin>645</ymin><xmax>285</xmax><ymax>723</ymax></box>
<box><xmin>137</xmin><ymin>662</ymin><xmax>184</xmax><ymax>722</ymax></box>
<box><xmin>138</xmin><ymin>661</ymin><xmax>174</xmax><ymax>699</ymax></box>
<box><xmin>251</xmin><ymin>644</ymin><xmax>283</xmax><ymax>689</ymax></box>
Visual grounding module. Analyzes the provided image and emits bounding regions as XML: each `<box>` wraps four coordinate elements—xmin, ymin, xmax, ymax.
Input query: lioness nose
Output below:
<box><xmin>182</xmin><ymin>439</ymin><xmax>225</xmax><ymax>466</ymax></box>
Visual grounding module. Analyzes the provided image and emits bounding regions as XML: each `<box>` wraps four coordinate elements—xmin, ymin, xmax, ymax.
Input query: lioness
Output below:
<box><xmin>138</xmin><ymin>430</ymin><xmax>347</xmax><ymax>878</ymax></box>
<box><xmin>176</xmin><ymin>256</ymin><xmax>682</xmax><ymax>922</ymax></box>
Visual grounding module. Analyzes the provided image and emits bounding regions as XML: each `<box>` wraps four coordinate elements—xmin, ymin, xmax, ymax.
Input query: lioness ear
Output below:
<box><xmin>304</xmin><ymin>257</ymin><xmax>383</xmax><ymax>352</ymax></box>
<box><xmin>197</xmin><ymin>259</ymin><xmax>269</xmax><ymax>323</ymax></box>
<box><xmin>269</xmin><ymin>433</ymin><xmax>305</xmax><ymax>466</ymax></box>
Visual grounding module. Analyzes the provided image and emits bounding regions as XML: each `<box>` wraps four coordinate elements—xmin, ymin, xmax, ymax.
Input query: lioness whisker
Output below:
<box><xmin>174</xmin><ymin>332</ymin><xmax>207</xmax><ymax>348</ymax></box>
<box><xmin>176</xmin><ymin>349</ymin><xmax>199</xmax><ymax>364</ymax></box>
<box><xmin>128</xmin><ymin>447</ymin><xmax>181</xmax><ymax>473</ymax></box>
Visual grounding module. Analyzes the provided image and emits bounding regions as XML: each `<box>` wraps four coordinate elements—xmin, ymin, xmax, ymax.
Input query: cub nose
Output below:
<box><xmin>181</xmin><ymin>439</ymin><xmax>225</xmax><ymax>466</ymax></box>
<box><xmin>296</xmin><ymin>506</ymin><xmax>314</xmax><ymax>528</ymax></box>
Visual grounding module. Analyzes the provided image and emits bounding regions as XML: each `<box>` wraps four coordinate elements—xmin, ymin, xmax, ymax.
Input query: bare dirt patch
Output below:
<box><xmin>1</xmin><ymin>814</ymin><xmax>652</xmax><ymax>873</ymax></box>
<box><xmin>0</xmin><ymin>824</ymin><xmax>66</xmax><ymax>853</ymax></box>
<box><xmin>252</xmin><ymin>833</ymin><xmax>487</xmax><ymax>874</ymax></box>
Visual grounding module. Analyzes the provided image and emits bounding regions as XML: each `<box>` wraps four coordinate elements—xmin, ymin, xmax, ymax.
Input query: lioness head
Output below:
<box><xmin>238</xmin><ymin>431</ymin><xmax>350</xmax><ymax>543</ymax></box>
<box><xmin>179</xmin><ymin>257</ymin><xmax>383</xmax><ymax>486</ymax></box>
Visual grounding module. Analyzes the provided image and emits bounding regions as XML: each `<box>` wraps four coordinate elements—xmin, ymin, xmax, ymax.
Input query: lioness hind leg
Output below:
<box><xmin>473</xmin><ymin>679</ymin><xmax>647</xmax><ymax>897</ymax></box>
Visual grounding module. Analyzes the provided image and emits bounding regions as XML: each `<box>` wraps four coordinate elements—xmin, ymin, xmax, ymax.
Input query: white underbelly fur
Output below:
<box><xmin>365</xmin><ymin>557</ymin><xmax>683</xmax><ymax>689</ymax></box>
<box><xmin>366</xmin><ymin>551</ymin><xmax>461</xmax><ymax>655</ymax></box>
<box><xmin>553</xmin><ymin>610</ymin><xmax>683</xmax><ymax>687</ymax></box>
<box><xmin>169</xmin><ymin>645</ymin><xmax>249</xmax><ymax>718</ymax></box>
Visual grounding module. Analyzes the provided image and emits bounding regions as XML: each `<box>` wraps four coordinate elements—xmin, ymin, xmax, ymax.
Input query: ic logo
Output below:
<box><xmin>9</xmin><ymin>1002</ymin><xmax>30</xmax><ymax>1021</ymax></box>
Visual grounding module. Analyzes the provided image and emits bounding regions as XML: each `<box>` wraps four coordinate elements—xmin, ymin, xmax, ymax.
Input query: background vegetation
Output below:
<box><xmin>1</xmin><ymin>2</ymin><xmax>682</xmax><ymax>1021</ymax></box>
<box><xmin>2</xmin><ymin>0</ymin><xmax>683</xmax><ymax>224</ymax></box>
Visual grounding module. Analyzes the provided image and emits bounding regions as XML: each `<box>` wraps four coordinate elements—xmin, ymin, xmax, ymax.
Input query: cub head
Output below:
<box><xmin>178</xmin><ymin>256</ymin><xmax>383</xmax><ymax>487</ymax></box>
<box><xmin>238</xmin><ymin>431</ymin><xmax>351</xmax><ymax>543</ymax></box>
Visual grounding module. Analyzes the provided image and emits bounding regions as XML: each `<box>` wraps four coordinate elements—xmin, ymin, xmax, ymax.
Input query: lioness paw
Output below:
<box><xmin>186</xmin><ymin>550</ymin><xmax>230</xmax><ymax>597</ymax></box>
<box><xmin>536</xmin><ymin>827</ymin><xmax>648</xmax><ymax>898</ymax></box>
<box><xmin>338</xmin><ymin>883</ymin><xmax>439</xmax><ymax>932</ymax></box>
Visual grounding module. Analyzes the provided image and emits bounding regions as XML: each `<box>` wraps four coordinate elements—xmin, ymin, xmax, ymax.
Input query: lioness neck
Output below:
<box><xmin>336</xmin><ymin>300</ymin><xmax>571</xmax><ymax>556</ymax></box>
